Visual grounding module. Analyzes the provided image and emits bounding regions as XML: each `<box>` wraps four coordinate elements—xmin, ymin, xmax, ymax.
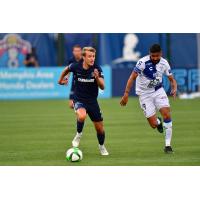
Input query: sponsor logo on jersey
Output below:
<box><xmin>78</xmin><ymin>78</ymin><xmax>95</xmax><ymax>83</ymax></box>
<box><xmin>149</xmin><ymin>66</ymin><xmax>153</xmax><ymax>71</ymax></box>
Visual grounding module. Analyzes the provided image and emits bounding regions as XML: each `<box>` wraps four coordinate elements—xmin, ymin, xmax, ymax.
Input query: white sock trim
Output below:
<box><xmin>157</xmin><ymin>118</ymin><xmax>161</xmax><ymax>125</ymax></box>
<box><xmin>163</xmin><ymin>121</ymin><xmax>172</xmax><ymax>128</ymax></box>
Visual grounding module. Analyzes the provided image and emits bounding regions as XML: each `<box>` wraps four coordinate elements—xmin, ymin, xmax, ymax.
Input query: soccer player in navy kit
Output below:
<box><xmin>58</xmin><ymin>47</ymin><xmax>109</xmax><ymax>156</ymax></box>
<box><xmin>67</xmin><ymin>45</ymin><xmax>82</xmax><ymax>109</ymax></box>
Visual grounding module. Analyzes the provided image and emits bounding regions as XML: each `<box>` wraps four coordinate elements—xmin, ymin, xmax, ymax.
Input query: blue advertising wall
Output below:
<box><xmin>98</xmin><ymin>33</ymin><xmax>167</xmax><ymax>66</ymax></box>
<box><xmin>112</xmin><ymin>68</ymin><xmax>200</xmax><ymax>96</ymax></box>
<box><xmin>0</xmin><ymin>33</ymin><xmax>95</xmax><ymax>68</ymax></box>
<box><xmin>163</xmin><ymin>69</ymin><xmax>200</xmax><ymax>93</ymax></box>
<box><xmin>97</xmin><ymin>33</ymin><xmax>199</xmax><ymax>96</ymax></box>
<box><xmin>0</xmin><ymin>66</ymin><xmax>112</xmax><ymax>100</ymax></box>
<box><xmin>170</xmin><ymin>34</ymin><xmax>198</xmax><ymax>68</ymax></box>
<box><xmin>0</xmin><ymin>33</ymin><xmax>198</xmax><ymax>69</ymax></box>
<box><xmin>64</xmin><ymin>34</ymin><xmax>95</xmax><ymax>63</ymax></box>
<box><xmin>0</xmin><ymin>68</ymin><xmax>67</xmax><ymax>100</ymax></box>
<box><xmin>0</xmin><ymin>33</ymin><xmax>199</xmax><ymax>99</ymax></box>
<box><xmin>0</xmin><ymin>67</ymin><xmax>199</xmax><ymax>100</ymax></box>
<box><xmin>98</xmin><ymin>33</ymin><xmax>198</xmax><ymax>69</ymax></box>
<box><xmin>0</xmin><ymin>33</ymin><xmax>57</xmax><ymax>67</ymax></box>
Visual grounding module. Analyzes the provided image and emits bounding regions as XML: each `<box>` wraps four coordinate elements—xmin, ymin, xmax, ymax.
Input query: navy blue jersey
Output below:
<box><xmin>67</xmin><ymin>57</ymin><xmax>82</xmax><ymax>99</ymax></box>
<box><xmin>68</xmin><ymin>62</ymin><xmax>104</xmax><ymax>103</ymax></box>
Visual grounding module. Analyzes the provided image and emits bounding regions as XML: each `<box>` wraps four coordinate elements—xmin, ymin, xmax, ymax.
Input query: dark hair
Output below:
<box><xmin>73</xmin><ymin>44</ymin><xmax>82</xmax><ymax>50</ymax></box>
<box><xmin>150</xmin><ymin>44</ymin><xmax>161</xmax><ymax>53</ymax></box>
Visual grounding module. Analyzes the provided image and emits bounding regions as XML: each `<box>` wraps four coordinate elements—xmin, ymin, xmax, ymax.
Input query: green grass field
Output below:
<box><xmin>0</xmin><ymin>98</ymin><xmax>200</xmax><ymax>166</ymax></box>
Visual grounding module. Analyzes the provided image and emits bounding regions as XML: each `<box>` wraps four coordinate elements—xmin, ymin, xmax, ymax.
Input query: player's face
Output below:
<box><xmin>150</xmin><ymin>52</ymin><xmax>162</xmax><ymax>64</ymax></box>
<box><xmin>73</xmin><ymin>47</ymin><xmax>82</xmax><ymax>60</ymax></box>
<box><xmin>84</xmin><ymin>51</ymin><xmax>95</xmax><ymax>66</ymax></box>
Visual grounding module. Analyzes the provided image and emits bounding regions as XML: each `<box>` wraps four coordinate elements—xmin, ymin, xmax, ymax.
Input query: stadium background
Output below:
<box><xmin>0</xmin><ymin>33</ymin><xmax>199</xmax><ymax>99</ymax></box>
<box><xmin>0</xmin><ymin>33</ymin><xmax>200</xmax><ymax>165</ymax></box>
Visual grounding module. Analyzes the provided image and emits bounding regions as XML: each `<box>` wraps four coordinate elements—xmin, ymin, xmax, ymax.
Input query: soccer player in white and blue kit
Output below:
<box><xmin>120</xmin><ymin>44</ymin><xmax>177</xmax><ymax>153</ymax></box>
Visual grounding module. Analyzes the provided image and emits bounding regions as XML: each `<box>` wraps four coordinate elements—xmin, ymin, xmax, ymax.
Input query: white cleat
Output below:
<box><xmin>99</xmin><ymin>144</ymin><xmax>109</xmax><ymax>156</ymax></box>
<box><xmin>72</xmin><ymin>133</ymin><xmax>82</xmax><ymax>147</ymax></box>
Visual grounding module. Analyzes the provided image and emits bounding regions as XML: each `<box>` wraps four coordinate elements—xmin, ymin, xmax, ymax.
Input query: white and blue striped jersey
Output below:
<box><xmin>133</xmin><ymin>55</ymin><xmax>172</xmax><ymax>95</ymax></box>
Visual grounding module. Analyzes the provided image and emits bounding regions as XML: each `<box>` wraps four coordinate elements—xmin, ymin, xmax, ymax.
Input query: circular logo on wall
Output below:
<box><xmin>0</xmin><ymin>34</ymin><xmax>32</xmax><ymax>68</ymax></box>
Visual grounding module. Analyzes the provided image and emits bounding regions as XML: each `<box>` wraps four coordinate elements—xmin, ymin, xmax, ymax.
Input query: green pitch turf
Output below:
<box><xmin>0</xmin><ymin>98</ymin><xmax>200</xmax><ymax>166</ymax></box>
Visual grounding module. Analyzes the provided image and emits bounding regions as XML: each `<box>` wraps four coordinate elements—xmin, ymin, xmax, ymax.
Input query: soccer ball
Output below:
<box><xmin>66</xmin><ymin>147</ymin><xmax>83</xmax><ymax>162</ymax></box>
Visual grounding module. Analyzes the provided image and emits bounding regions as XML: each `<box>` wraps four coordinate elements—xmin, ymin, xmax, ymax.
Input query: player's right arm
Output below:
<box><xmin>120</xmin><ymin>71</ymin><xmax>138</xmax><ymax>106</ymax></box>
<box><xmin>120</xmin><ymin>59</ymin><xmax>144</xmax><ymax>106</ymax></box>
<box><xmin>58</xmin><ymin>66</ymin><xmax>70</xmax><ymax>85</ymax></box>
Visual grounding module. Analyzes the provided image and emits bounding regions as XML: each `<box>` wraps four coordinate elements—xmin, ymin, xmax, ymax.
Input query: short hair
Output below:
<box><xmin>73</xmin><ymin>44</ymin><xmax>82</xmax><ymax>50</ymax></box>
<box><xmin>150</xmin><ymin>44</ymin><xmax>162</xmax><ymax>53</ymax></box>
<box><xmin>82</xmin><ymin>47</ymin><xmax>96</xmax><ymax>56</ymax></box>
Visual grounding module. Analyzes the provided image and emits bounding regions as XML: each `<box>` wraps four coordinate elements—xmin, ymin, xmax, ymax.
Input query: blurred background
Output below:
<box><xmin>0</xmin><ymin>33</ymin><xmax>200</xmax><ymax>100</ymax></box>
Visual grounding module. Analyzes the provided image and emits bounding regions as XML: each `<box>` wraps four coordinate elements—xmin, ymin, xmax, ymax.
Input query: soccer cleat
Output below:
<box><xmin>157</xmin><ymin>117</ymin><xmax>164</xmax><ymax>133</ymax></box>
<box><xmin>72</xmin><ymin>133</ymin><xmax>82</xmax><ymax>147</ymax></box>
<box><xmin>99</xmin><ymin>144</ymin><xmax>109</xmax><ymax>156</ymax></box>
<box><xmin>164</xmin><ymin>146</ymin><xmax>173</xmax><ymax>153</ymax></box>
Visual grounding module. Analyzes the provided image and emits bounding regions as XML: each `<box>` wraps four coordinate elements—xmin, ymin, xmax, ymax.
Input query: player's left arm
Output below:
<box><xmin>168</xmin><ymin>75</ymin><xmax>177</xmax><ymax>99</ymax></box>
<box><xmin>94</xmin><ymin>68</ymin><xmax>105</xmax><ymax>90</ymax></box>
<box><xmin>165</xmin><ymin>62</ymin><xmax>177</xmax><ymax>99</ymax></box>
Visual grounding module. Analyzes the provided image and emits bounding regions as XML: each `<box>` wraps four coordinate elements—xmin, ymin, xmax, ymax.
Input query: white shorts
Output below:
<box><xmin>139</xmin><ymin>87</ymin><xmax>170</xmax><ymax>118</ymax></box>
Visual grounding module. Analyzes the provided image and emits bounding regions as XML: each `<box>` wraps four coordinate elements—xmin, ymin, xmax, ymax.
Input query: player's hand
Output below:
<box><xmin>120</xmin><ymin>93</ymin><xmax>129</xmax><ymax>106</ymax></box>
<box><xmin>94</xmin><ymin>69</ymin><xmax>99</xmax><ymax>79</ymax></box>
<box><xmin>170</xmin><ymin>89</ymin><xmax>177</xmax><ymax>99</ymax></box>
<box><xmin>58</xmin><ymin>78</ymin><xmax>68</xmax><ymax>85</ymax></box>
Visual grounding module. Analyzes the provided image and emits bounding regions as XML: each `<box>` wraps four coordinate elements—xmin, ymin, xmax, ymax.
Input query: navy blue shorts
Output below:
<box><xmin>73</xmin><ymin>100</ymin><xmax>103</xmax><ymax>122</ymax></box>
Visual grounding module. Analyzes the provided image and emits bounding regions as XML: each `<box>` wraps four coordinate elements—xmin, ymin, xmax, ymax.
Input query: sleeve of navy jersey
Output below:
<box><xmin>68</xmin><ymin>63</ymin><xmax>76</xmax><ymax>73</ymax></box>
